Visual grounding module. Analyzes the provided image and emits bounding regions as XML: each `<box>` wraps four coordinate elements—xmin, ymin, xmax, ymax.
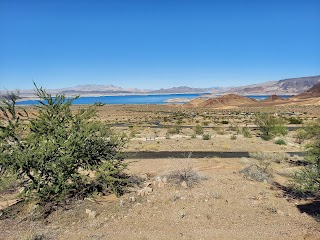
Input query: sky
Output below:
<box><xmin>0</xmin><ymin>0</ymin><xmax>319</xmax><ymax>90</ymax></box>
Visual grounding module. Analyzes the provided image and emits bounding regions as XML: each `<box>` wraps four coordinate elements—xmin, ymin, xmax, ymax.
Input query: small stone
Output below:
<box><xmin>119</xmin><ymin>199</ymin><xmax>125</xmax><ymax>207</ymax></box>
<box><xmin>157</xmin><ymin>182</ymin><xmax>165</xmax><ymax>189</ymax></box>
<box><xmin>144</xmin><ymin>181</ymin><xmax>153</xmax><ymax>187</ymax></box>
<box><xmin>162</xmin><ymin>177</ymin><xmax>168</xmax><ymax>183</ymax></box>
<box><xmin>180</xmin><ymin>181</ymin><xmax>188</xmax><ymax>189</ymax></box>
<box><xmin>88</xmin><ymin>211</ymin><xmax>97</xmax><ymax>219</ymax></box>
<box><xmin>86</xmin><ymin>209</ymin><xmax>92</xmax><ymax>214</ymax></box>
<box><xmin>129</xmin><ymin>196</ymin><xmax>136</xmax><ymax>202</ymax></box>
<box><xmin>139</xmin><ymin>173</ymin><xmax>148</xmax><ymax>180</ymax></box>
<box><xmin>179</xmin><ymin>211</ymin><xmax>187</xmax><ymax>219</ymax></box>
<box><xmin>143</xmin><ymin>186</ymin><xmax>153</xmax><ymax>194</ymax></box>
<box><xmin>137</xmin><ymin>190</ymin><xmax>144</xmax><ymax>197</ymax></box>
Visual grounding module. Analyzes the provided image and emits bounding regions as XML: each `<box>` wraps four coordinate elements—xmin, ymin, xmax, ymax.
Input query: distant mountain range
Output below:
<box><xmin>1</xmin><ymin>75</ymin><xmax>320</xmax><ymax>99</ymax></box>
<box><xmin>222</xmin><ymin>75</ymin><xmax>320</xmax><ymax>95</ymax></box>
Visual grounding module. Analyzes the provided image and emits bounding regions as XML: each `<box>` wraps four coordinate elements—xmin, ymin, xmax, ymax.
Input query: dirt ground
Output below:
<box><xmin>1</xmin><ymin>104</ymin><xmax>319</xmax><ymax>240</ymax></box>
<box><xmin>1</xmin><ymin>157</ymin><xmax>319</xmax><ymax>240</ymax></box>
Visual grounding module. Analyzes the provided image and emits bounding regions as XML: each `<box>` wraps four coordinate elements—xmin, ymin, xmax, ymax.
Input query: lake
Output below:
<box><xmin>16</xmin><ymin>93</ymin><xmax>292</xmax><ymax>105</ymax></box>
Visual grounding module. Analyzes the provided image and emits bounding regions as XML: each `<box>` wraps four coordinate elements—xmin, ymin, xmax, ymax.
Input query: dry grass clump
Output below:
<box><xmin>165</xmin><ymin>166</ymin><xmax>206</xmax><ymax>188</ymax></box>
<box><xmin>239</xmin><ymin>165</ymin><xmax>271</xmax><ymax>182</ymax></box>
<box><xmin>249</xmin><ymin>152</ymin><xmax>289</xmax><ymax>164</ymax></box>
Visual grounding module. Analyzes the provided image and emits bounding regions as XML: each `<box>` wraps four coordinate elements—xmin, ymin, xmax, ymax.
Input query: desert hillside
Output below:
<box><xmin>186</xmin><ymin>94</ymin><xmax>257</xmax><ymax>108</ymax></box>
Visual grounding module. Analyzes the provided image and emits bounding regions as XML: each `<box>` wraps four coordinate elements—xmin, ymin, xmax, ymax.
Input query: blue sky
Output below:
<box><xmin>0</xmin><ymin>0</ymin><xmax>319</xmax><ymax>90</ymax></box>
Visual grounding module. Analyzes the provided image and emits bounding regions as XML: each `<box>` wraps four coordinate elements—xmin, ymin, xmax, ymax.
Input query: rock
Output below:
<box><xmin>144</xmin><ymin>181</ymin><xmax>153</xmax><ymax>187</ymax></box>
<box><xmin>179</xmin><ymin>211</ymin><xmax>187</xmax><ymax>219</ymax></box>
<box><xmin>129</xmin><ymin>196</ymin><xmax>136</xmax><ymax>202</ymax></box>
<box><xmin>86</xmin><ymin>209</ymin><xmax>97</xmax><ymax>219</ymax></box>
<box><xmin>162</xmin><ymin>176</ymin><xmax>168</xmax><ymax>183</ymax></box>
<box><xmin>180</xmin><ymin>181</ymin><xmax>188</xmax><ymax>189</ymax></box>
<box><xmin>143</xmin><ymin>186</ymin><xmax>153</xmax><ymax>194</ymax></box>
<box><xmin>155</xmin><ymin>176</ymin><xmax>162</xmax><ymax>182</ymax></box>
<box><xmin>158</xmin><ymin>182</ymin><xmax>166</xmax><ymax>188</ymax></box>
<box><xmin>119</xmin><ymin>199</ymin><xmax>125</xmax><ymax>207</ymax></box>
<box><xmin>137</xmin><ymin>186</ymin><xmax>153</xmax><ymax>196</ymax></box>
<box><xmin>139</xmin><ymin>173</ymin><xmax>148</xmax><ymax>180</ymax></box>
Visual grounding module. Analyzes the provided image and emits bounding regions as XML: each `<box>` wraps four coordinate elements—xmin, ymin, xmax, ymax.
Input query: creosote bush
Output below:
<box><xmin>255</xmin><ymin>113</ymin><xmax>288</xmax><ymax>140</ymax></box>
<box><xmin>193</xmin><ymin>124</ymin><xmax>204</xmax><ymax>135</ymax></box>
<box><xmin>0</xmin><ymin>85</ymin><xmax>127</xmax><ymax>205</ymax></box>
<box><xmin>291</xmin><ymin>119</ymin><xmax>320</xmax><ymax>196</ymax></box>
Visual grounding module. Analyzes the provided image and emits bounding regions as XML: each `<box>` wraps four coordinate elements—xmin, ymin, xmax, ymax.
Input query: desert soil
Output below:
<box><xmin>1</xmin><ymin>104</ymin><xmax>319</xmax><ymax>240</ymax></box>
<box><xmin>1</xmin><ymin>157</ymin><xmax>319</xmax><ymax>240</ymax></box>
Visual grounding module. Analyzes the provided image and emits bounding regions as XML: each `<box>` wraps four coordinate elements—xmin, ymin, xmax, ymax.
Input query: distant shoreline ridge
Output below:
<box><xmin>15</xmin><ymin>93</ymin><xmax>293</xmax><ymax>105</ymax></box>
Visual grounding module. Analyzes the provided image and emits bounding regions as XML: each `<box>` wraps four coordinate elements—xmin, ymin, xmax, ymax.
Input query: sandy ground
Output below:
<box><xmin>1</xmin><ymin>157</ymin><xmax>319</xmax><ymax>240</ymax></box>
<box><xmin>1</xmin><ymin>104</ymin><xmax>319</xmax><ymax>239</ymax></box>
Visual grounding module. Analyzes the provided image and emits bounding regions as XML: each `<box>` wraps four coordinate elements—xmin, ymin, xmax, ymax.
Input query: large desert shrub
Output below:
<box><xmin>0</xmin><ymin>86</ymin><xmax>126</xmax><ymax>204</ymax></box>
<box><xmin>292</xmin><ymin>120</ymin><xmax>320</xmax><ymax>196</ymax></box>
<box><xmin>255</xmin><ymin>113</ymin><xmax>287</xmax><ymax>140</ymax></box>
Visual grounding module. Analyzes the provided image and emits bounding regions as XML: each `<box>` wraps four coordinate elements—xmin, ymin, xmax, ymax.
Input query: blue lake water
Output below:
<box><xmin>16</xmin><ymin>94</ymin><xmax>292</xmax><ymax>105</ymax></box>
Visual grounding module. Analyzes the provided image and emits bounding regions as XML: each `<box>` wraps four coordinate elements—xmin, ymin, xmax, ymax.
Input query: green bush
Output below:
<box><xmin>167</xmin><ymin>125</ymin><xmax>181</xmax><ymax>134</ymax></box>
<box><xmin>291</xmin><ymin>120</ymin><xmax>320</xmax><ymax>196</ymax></box>
<box><xmin>0</xmin><ymin>86</ymin><xmax>126</xmax><ymax>204</ymax></box>
<box><xmin>242</xmin><ymin>127</ymin><xmax>251</xmax><ymax>138</ymax></box>
<box><xmin>193</xmin><ymin>124</ymin><xmax>204</xmax><ymax>135</ymax></box>
<box><xmin>202</xmin><ymin>134</ymin><xmax>211</xmax><ymax>140</ymax></box>
<box><xmin>274</xmin><ymin>139</ymin><xmax>286</xmax><ymax>145</ymax></box>
<box><xmin>288</xmin><ymin>117</ymin><xmax>303</xmax><ymax>124</ymax></box>
<box><xmin>255</xmin><ymin>113</ymin><xmax>288</xmax><ymax>140</ymax></box>
<box><xmin>230</xmin><ymin>134</ymin><xmax>237</xmax><ymax>140</ymax></box>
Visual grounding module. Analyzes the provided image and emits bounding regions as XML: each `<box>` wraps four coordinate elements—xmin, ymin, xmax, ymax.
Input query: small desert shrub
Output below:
<box><xmin>210</xmin><ymin>191</ymin><xmax>222</xmax><ymax>199</ymax></box>
<box><xmin>221</xmin><ymin>120</ymin><xmax>229</xmax><ymax>124</ymax></box>
<box><xmin>193</xmin><ymin>124</ymin><xmax>204</xmax><ymax>135</ymax></box>
<box><xmin>128</xmin><ymin>125</ymin><xmax>139</xmax><ymax>138</ymax></box>
<box><xmin>249</xmin><ymin>151</ymin><xmax>289</xmax><ymax>164</ymax></box>
<box><xmin>166</xmin><ymin>167</ymin><xmax>206</xmax><ymax>188</ymax></box>
<box><xmin>294</xmin><ymin>128</ymin><xmax>308</xmax><ymax>144</ymax></box>
<box><xmin>202</xmin><ymin>134</ymin><xmax>211</xmax><ymax>140</ymax></box>
<box><xmin>242</xmin><ymin>127</ymin><xmax>251</xmax><ymax>138</ymax></box>
<box><xmin>239</xmin><ymin>165</ymin><xmax>270</xmax><ymax>182</ymax></box>
<box><xmin>143</xmin><ymin>144</ymin><xmax>160</xmax><ymax>151</ymax></box>
<box><xmin>288</xmin><ymin>117</ymin><xmax>303</xmax><ymax>124</ymax></box>
<box><xmin>230</xmin><ymin>134</ymin><xmax>237</xmax><ymax>140</ymax></box>
<box><xmin>191</xmin><ymin>134</ymin><xmax>196</xmax><ymax>139</ymax></box>
<box><xmin>215</xmin><ymin>127</ymin><xmax>225</xmax><ymax>135</ymax></box>
<box><xmin>274</xmin><ymin>139</ymin><xmax>286</xmax><ymax>145</ymax></box>
<box><xmin>203</xmin><ymin>121</ymin><xmax>209</xmax><ymax>126</ymax></box>
<box><xmin>167</xmin><ymin>125</ymin><xmax>181</xmax><ymax>135</ymax></box>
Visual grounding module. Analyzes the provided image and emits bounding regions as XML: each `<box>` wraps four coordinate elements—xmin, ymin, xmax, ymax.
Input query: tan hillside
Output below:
<box><xmin>186</xmin><ymin>94</ymin><xmax>257</xmax><ymax>108</ymax></box>
<box><xmin>261</xmin><ymin>95</ymin><xmax>285</xmax><ymax>102</ymax></box>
